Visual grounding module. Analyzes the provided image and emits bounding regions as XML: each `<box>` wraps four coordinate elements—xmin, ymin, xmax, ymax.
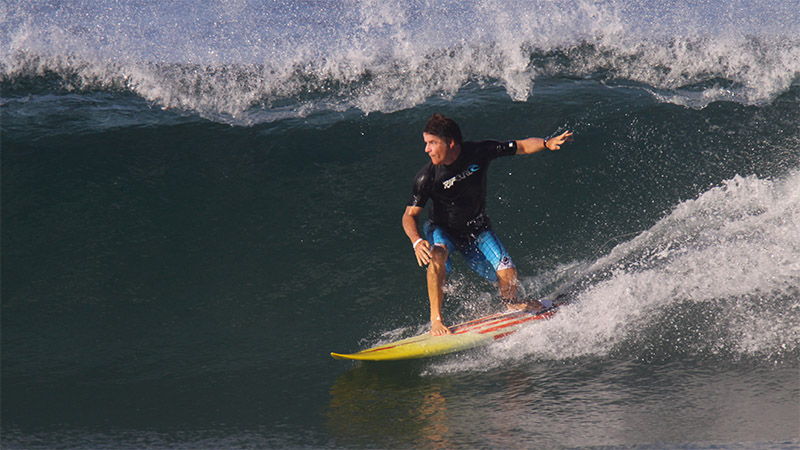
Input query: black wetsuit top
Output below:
<box><xmin>408</xmin><ymin>140</ymin><xmax>517</xmax><ymax>238</ymax></box>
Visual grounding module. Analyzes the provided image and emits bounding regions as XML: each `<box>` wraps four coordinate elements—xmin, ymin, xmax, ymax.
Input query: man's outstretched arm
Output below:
<box><xmin>516</xmin><ymin>130</ymin><xmax>574</xmax><ymax>155</ymax></box>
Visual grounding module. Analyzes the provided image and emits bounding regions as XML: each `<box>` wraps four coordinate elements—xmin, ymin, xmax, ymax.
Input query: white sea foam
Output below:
<box><xmin>2</xmin><ymin>0</ymin><xmax>799</xmax><ymax>122</ymax></box>
<box><xmin>430</xmin><ymin>171</ymin><xmax>800</xmax><ymax>374</ymax></box>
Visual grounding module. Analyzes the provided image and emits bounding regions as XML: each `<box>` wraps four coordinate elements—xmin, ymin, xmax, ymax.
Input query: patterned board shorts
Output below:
<box><xmin>423</xmin><ymin>220</ymin><xmax>515</xmax><ymax>283</ymax></box>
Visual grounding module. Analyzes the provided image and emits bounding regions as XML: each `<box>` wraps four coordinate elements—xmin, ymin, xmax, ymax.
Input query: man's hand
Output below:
<box><xmin>545</xmin><ymin>130</ymin><xmax>574</xmax><ymax>151</ymax></box>
<box><xmin>516</xmin><ymin>130</ymin><xmax>574</xmax><ymax>155</ymax></box>
<box><xmin>413</xmin><ymin>239</ymin><xmax>432</xmax><ymax>266</ymax></box>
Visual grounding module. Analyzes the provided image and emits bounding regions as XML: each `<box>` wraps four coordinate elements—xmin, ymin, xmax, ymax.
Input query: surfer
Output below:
<box><xmin>402</xmin><ymin>113</ymin><xmax>573</xmax><ymax>336</ymax></box>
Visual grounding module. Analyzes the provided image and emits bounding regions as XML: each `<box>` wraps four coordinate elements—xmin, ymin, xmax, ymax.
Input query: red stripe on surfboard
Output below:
<box><xmin>475</xmin><ymin>309</ymin><xmax>558</xmax><ymax>334</ymax></box>
<box><xmin>455</xmin><ymin>318</ymin><xmax>520</xmax><ymax>334</ymax></box>
<box><xmin>485</xmin><ymin>310</ymin><xmax>559</xmax><ymax>339</ymax></box>
<box><xmin>492</xmin><ymin>330</ymin><xmax>518</xmax><ymax>340</ymax></box>
<box><xmin>454</xmin><ymin>312</ymin><xmax>528</xmax><ymax>334</ymax></box>
<box><xmin>456</xmin><ymin>309</ymin><xmax>555</xmax><ymax>334</ymax></box>
<box><xmin>358</xmin><ymin>346</ymin><xmax>396</xmax><ymax>354</ymax></box>
<box><xmin>479</xmin><ymin>317</ymin><xmax>538</xmax><ymax>334</ymax></box>
<box><xmin>452</xmin><ymin>312</ymin><xmax>520</xmax><ymax>331</ymax></box>
<box><xmin>452</xmin><ymin>302</ymin><xmax>563</xmax><ymax>333</ymax></box>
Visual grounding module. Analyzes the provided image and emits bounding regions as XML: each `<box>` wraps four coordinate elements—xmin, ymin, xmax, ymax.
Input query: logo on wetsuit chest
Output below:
<box><xmin>442</xmin><ymin>165</ymin><xmax>480</xmax><ymax>189</ymax></box>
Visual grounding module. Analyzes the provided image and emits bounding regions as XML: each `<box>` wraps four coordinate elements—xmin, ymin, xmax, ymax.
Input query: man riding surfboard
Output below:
<box><xmin>402</xmin><ymin>113</ymin><xmax>573</xmax><ymax>336</ymax></box>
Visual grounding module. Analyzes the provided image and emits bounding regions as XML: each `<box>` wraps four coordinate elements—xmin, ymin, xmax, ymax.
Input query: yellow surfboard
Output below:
<box><xmin>331</xmin><ymin>304</ymin><xmax>560</xmax><ymax>361</ymax></box>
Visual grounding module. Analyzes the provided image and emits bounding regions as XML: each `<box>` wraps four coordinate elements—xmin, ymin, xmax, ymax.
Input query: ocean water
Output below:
<box><xmin>2</xmin><ymin>1</ymin><xmax>799</xmax><ymax>448</ymax></box>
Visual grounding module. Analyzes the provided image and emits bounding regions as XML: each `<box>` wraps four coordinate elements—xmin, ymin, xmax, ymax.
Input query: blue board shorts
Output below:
<box><xmin>423</xmin><ymin>220</ymin><xmax>515</xmax><ymax>283</ymax></box>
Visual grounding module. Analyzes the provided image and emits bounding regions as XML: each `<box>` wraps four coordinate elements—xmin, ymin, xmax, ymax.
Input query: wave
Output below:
<box><xmin>429</xmin><ymin>171</ymin><xmax>800</xmax><ymax>373</ymax></box>
<box><xmin>2</xmin><ymin>0</ymin><xmax>799</xmax><ymax>124</ymax></box>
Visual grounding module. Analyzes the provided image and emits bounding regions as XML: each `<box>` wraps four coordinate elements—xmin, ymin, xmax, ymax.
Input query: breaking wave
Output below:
<box><xmin>3</xmin><ymin>0</ymin><xmax>799</xmax><ymax>124</ymax></box>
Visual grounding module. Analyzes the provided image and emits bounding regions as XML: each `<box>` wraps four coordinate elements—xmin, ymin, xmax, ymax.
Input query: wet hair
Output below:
<box><xmin>423</xmin><ymin>113</ymin><xmax>462</xmax><ymax>145</ymax></box>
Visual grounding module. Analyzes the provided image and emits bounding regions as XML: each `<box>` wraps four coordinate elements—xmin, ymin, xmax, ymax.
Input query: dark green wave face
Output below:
<box><xmin>2</xmin><ymin>1</ymin><xmax>799</xmax><ymax>448</ymax></box>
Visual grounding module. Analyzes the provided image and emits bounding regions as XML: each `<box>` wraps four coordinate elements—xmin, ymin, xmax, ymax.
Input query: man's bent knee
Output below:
<box><xmin>427</xmin><ymin>245</ymin><xmax>448</xmax><ymax>277</ymax></box>
<box><xmin>429</xmin><ymin>245</ymin><xmax>448</xmax><ymax>265</ymax></box>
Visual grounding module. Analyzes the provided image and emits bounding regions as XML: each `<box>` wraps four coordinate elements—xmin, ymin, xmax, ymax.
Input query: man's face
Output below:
<box><xmin>423</xmin><ymin>132</ymin><xmax>452</xmax><ymax>165</ymax></box>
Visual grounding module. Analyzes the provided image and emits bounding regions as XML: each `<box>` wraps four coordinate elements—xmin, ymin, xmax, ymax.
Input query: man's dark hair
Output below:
<box><xmin>424</xmin><ymin>113</ymin><xmax>462</xmax><ymax>145</ymax></box>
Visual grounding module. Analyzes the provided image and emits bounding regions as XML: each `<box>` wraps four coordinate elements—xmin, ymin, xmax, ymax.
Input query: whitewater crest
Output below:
<box><xmin>2</xmin><ymin>0</ymin><xmax>800</xmax><ymax>124</ymax></box>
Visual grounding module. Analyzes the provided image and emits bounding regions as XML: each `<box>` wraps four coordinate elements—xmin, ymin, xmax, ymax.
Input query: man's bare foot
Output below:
<box><xmin>430</xmin><ymin>320</ymin><xmax>452</xmax><ymax>336</ymax></box>
<box><xmin>504</xmin><ymin>299</ymin><xmax>543</xmax><ymax>312</ymax></box>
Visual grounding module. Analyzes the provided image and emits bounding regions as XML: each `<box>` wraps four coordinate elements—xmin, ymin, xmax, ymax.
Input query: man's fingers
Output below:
<box><xmin>420</xmin><ymin>241</ymin><xmax>431</xmax><ymax>257</ymax></box>
<box><xmin>551</xmin><ymin>130</ymin><xmax>574</xmax><ymax>149</ymax></box>
<box><xmin>416</xmin><ymin>251</ymin><xmax>427</xmax><ymax>266</ymax></box>
<box><xmin>415</xmin><ymin>240</ymin><xmax>432</xmax><ymax>266</ymax></box>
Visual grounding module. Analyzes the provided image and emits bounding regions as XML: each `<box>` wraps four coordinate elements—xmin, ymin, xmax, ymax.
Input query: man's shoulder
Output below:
<box><xmin>414</xmin><ymin>161</ymin><xmax>435</xmax><ymax>177</ymax></box>
<box><xmin>412</xmin><ymin>161</ymin><xmax>435</xmax><ymax>186</ymax></box>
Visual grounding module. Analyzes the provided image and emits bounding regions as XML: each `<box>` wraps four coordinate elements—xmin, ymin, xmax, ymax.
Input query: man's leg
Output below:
<box><xmin>428</xmin><ymin>244</ymin><xmax>451</xmax><ymax>335</ymax></box>
<box><xmin>497</xmin><ymin>267</ymin><xmax>518</xmax><ymax>300</ymax></box>
<box><xmin>470</xmin><ymin>230</ymin><xmax>543</xmax><ymax>311</ymax></box>
<box><xmin>497</xmin><ymin>267</ymin><xmax>543</xmax><ymax>311</ymax></box>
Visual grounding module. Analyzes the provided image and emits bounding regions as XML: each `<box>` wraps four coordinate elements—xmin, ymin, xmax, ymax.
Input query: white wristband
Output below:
<box><xmin>413</xmin><ymin>238</ymin><xmax>423</xmax><ymax>249</ymax></box>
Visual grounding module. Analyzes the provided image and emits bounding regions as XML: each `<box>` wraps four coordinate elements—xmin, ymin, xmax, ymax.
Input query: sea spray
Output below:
<box><xmin>429</xmin><ymin>171</ymin><xmax>800</xmax><ymax>374</ymax></box>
